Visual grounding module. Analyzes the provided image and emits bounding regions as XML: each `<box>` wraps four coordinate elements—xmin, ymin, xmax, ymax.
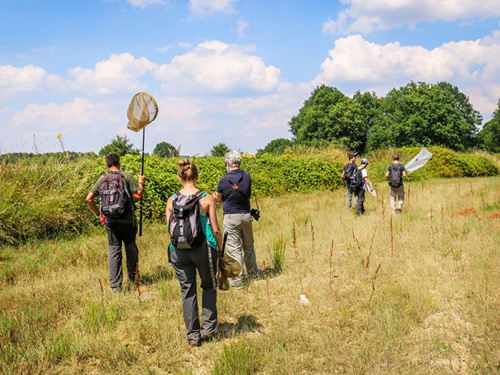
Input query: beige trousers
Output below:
<box><xmin>390</xmin><ymin>185</ymin><xmax>405</xmax><ymax>212</ymax></box>
<box><xmin>222</xmin><ymin>213</ymin><xmax>257</xmax><ymax>286</ymax></box>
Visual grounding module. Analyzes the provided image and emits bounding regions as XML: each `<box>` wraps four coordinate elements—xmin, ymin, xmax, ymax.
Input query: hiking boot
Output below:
<box><xmin>247</xmin><ymin>269</ymin><xmax>264</xmax><ymax>279</ymax></box>
<box><xmin>111</xmin><ymin>286</ymin><xmax>122</xmax><ymax>293</ymax></box>
<box><xmin>188</xmin><ymin>339</ymin><xmax>201</xmax><ymax>347</ymax></box>
<box><xmin>202</xmin><ymin>332</ymin><xmax>219</xmax><ymax>342</ymax></box>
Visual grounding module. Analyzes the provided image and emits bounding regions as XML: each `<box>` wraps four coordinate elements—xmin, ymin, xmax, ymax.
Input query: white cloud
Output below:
<box><xmin>189</xmin><ymin>0</ymin><xmax>238</xmax><ymax>17</ymax></box>
<box><xmin>11</xmin><ymin>98</ymin><xmax>121</xmax><ymax>130</ymax></box>
<box><xmin>324</xmin><ymin>0</ymin><xmax>500</xmax><ymax>35</ymax></box>
<box><xmin>237</xmin><ymin>19</ymin><xmax>249</xmax><ymax>37</ymax></box>
<box><xmin>67</xmin><ymin>53</ymin><xmax>157</xmax><ymax>95</ymax></box>
<box><xmin>315</xmin><ymin>31</ymin><xmax>500</xmax><ymax>118</ymax></box>
<box><xmin>0</xmin><ymin>65</ymin><xmax>51</xmax><ymax>97</ymax></box>
<box><xmin>127</xmin><ymin>0</ymin><xmax>167</xmax><ymax>9</ymax></box>
<box><xmin>154</xmin><ymin>41</ymin><xmax>281</xmax><ymax>95</ymax></box>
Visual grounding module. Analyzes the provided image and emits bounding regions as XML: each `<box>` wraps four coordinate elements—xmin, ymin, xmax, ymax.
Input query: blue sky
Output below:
<box><xmin>1</xmin><ymin>0</ymin><xmax>500</xmax><ymax>155</ymax></box>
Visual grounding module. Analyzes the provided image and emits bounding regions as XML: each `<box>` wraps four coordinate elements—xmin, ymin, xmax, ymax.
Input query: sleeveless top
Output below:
<box><xmin>168</xmin><ymin>191</ymin><xmax>217</xmax><ymax>252</ymax></box>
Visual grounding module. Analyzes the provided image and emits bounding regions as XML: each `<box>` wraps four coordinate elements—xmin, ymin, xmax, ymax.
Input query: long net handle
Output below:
<box><xmin>139</xmin><ymin>128</ymin><xmax>145</xmax><ymax>237</ymax></box>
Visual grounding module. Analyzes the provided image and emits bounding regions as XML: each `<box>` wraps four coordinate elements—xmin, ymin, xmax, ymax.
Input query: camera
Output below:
<box><xmin>250</xmin><ymin>208</ymin><xmax>260</xmax><ymax>221</ymax></box>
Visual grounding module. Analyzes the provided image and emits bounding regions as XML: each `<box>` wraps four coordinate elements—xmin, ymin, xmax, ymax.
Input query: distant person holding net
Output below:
<box><xmin>353</xmin><ymin>158</ymin><xmax>374</xmax><ymax>215</ymax></box>
<box><xmin>85</xmin><ymin>153</ymin><xmax>145</xmax><ymax>292</ymax></box>
<box><xmin>213</xmin><ymin>150</ymin><xmax>262</xmax><ymax>288</ymax></box>
<box><xmin>166</xmin><ymin>159</ymin><xmax>223</xmax><ymax>347</ymax></box>
<box><xmin>385</xmin><ymin>153</ymin><xmax>407</xmax><ymax>213</ymax></box>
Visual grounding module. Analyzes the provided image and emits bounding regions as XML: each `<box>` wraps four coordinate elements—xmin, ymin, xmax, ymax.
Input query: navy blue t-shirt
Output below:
<box><xmin>216</xmin><ymin>169</ymin><xmax>252</xmax><ymax>214</ymax></box>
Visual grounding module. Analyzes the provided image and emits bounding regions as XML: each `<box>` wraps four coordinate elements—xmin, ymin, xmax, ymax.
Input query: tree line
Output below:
<box><xmin>260</xmin><ymin>81</ymin><xmax>500</xmax><ymax>155</ymax></box>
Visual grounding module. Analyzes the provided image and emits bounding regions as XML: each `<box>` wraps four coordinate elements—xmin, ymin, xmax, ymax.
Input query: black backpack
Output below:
<box><xmin>98</xmin><ymin>172</ymin><xmax>131</xmax><ymax>217</ymax></box>
<box><xmin>388</xmin><ymin>165</ymin><xmax>402</xmax><ymax>188</ymax></box>
<box><xmin>168</xmin><ymin>191</ymin><xmax>206</xmax><ymax>250</ymax></box>
<box><xmin>346</xmin><ymin>164</ymin><xmax>360</xmax><ymax>189</ymax></box>
<box><xmin>353</xmin><ymin>167</ymin><xmax>365</xmax><ymax>189</ymax></box>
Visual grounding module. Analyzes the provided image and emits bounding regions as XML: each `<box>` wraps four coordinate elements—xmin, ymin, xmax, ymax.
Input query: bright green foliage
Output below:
<box><xmin>289</xmin><ymin>85</ymin><xmax>369</xmax><ymax>153</ymax></box>
<box><xmin>0</xmin><ymin>148</ymin><xmax>497</xmax><ymax>244</ymax></box>
<box><xmin>210</xmin><ymin>142</ymin><xmax>231</xmax><ymax>157</ymax></box>
<box><xmin>153</xmin><ymin>141</ymin><xmax>177</xmax><ymax>158</ymax></box>
<box><xmin>257</xmin><ymin>138</ymin><xmax>293</xmax><ymax>155</ymax></box>
<box><xmin>98</xmin><ymin>135</ymin><xmax>140</xmax><ymax>157</ymax></box>
<box><xmin>479</xmin><ymin>100</ymin><xmax>500</xmax><ymax>153</ymax></box>
<box><xmin>370</xmin><ymin>82</ymin><xmax>481</xmax><ymax>151</ymax></box>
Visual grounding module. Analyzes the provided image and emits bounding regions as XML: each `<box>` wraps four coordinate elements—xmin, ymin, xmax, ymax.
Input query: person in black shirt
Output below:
<box><xmin>385</xmin><ymin>153</ymin><xmax>407</xmax><ymax>213</ymax></box>
<box><xmin>341</xmin><ymin>154</ymin><xmax>358</xmax><ymax>210</ymax></box>
<box><xmin>213</xmin><ymin>150</ymin><xmax>261</xmax><ymax>288</ymax></box>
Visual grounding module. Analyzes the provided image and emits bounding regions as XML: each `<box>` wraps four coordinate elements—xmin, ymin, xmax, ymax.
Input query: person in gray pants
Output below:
<box><xmin>341</xmin><ymin>154</ymin><xmax>358</xmax><ymax>210</ymax></box>
<box><xmin>166</xmin><ymin>159</ymin><xmax>223</xmax><ymax>347</ymax></box>
<box><xmin>213</xmin><ymin>150</ymin><xmax>262</xmax><ymax>288</ymax></box>
<box><xmin>85</xmin><ymin>153</ymin><xmax>145</xmax><ymax>292</ymax></box>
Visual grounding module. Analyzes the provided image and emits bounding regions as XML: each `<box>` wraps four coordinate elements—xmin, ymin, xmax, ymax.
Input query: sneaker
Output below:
<box><xmin>111</xmin><ymin>286</ymin><xmax>122</xmax><ymax>293</ymax></box>
<box><xmin>188</xmin><ymin>339</ymin><xmax>200</xmax><ymax>347</ymax></box>
<box><xmin>247</xmin><ymin>269</ymin><xmax>264</xmax><ymax>279</ymax></box>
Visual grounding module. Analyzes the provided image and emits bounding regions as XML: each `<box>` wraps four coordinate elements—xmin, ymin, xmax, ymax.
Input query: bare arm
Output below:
<box><xmin>364</xmin><ymin>177</ymin><xmax>373</xmax><ymax>191</ymax></box>
<box><xmin>165</xmin><ymin>196</ymin><xmax>173</xmax><ymax>221</ymax></box>
<box><xmin>385</xmin><ymin>171</ymin><xmax>390</xmax><ymax>180</ymax></box>
<box><xmin>132</xmin><ymin>174</ymin><xmax>146</xmax><ymax>200</ymax></box>
<box><xmin>205</xmin><ymin>195</ymin><xmax>222</xmax><ymax>253</ymax></box>
<box><xmin>85</xmin><ymin>192</ymin><xmax>100</xmax><ymax>216</ymax></box>
<box><xmin>402</xmin><ymin>171</ymin><xmax>407</xmax><ymax>177</ymax></box>
<box><xmin>212</xmin><ymin>191</ymin><xmax>223</xmax><ymax>203</ymax></box>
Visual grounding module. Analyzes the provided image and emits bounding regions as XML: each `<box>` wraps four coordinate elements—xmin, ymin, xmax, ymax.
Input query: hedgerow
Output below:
<box><xmin>0</xmin><ymin>147</ymin><xmax>497</xmax><ymax>244</ymax></box>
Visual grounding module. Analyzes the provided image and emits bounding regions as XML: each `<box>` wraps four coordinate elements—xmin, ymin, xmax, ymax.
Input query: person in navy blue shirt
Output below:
<box><xmin>213</xmin><ymin>150</ymin><xmax>261</xmax><ymax>287</ymax></box>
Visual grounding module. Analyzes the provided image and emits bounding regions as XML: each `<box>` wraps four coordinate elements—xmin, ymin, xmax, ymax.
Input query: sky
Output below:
<box><xmin>1</xmin><ymin>0</ymin><xmax>500</xmax><ymax>156</ymax></box>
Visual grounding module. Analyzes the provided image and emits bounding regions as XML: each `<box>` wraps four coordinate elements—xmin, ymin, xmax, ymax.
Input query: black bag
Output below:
<box><xmin>168</xmin><ymin>191</ymin><xmax>206</xmax><ymax>250</ymax></box>
<box><xmin>353</xmin><ymin>167</ymin><xmax>365</xmax><ymax>189</ymax></box>
<box><xmin>388</xmin><ymin>165</ymin><xmax>403</xmax><ymax>188</ymax></box>
<box><xmin>346</xmin><ymin>164</ymin><xmax>359</xmax><ymax>189</ymax></box>
<box><xmin>98</xmin><ymin>172</ymin><xmax>131</xmax><ymax>217</ymax></box>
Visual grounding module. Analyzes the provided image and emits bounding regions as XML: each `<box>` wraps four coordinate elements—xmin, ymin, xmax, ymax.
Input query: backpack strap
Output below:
<box><xmin>224</xmin><ymin>170</ymin><xmax>249</xmax><ymax>200</ymax></box>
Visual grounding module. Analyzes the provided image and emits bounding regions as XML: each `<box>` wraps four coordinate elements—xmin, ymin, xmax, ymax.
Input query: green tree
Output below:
<box><xmin>257</xmin><ymin>138</ymin><xmax>293</xmax><ymax>155</ymax></box>
<box><xmin>479</xmin><ymin>99</ymin><xmax>500</xmax><ymax>153</ymax></box>
<box><xmin>153</xmin><ymin>141</ymin><xmax>177</xmax><ymax>158</ymax></box>
<box><xmin>374</xmin><ymin>81</ymin><xmax>481</xmax><ymax>151</ymax></box>
<box><xmin>289</xmin><ymin>85</ymin><xmax>369</xmax><ymax>153</ymax></box>
<box><xmin>99</xmin><ymin>135</ymin><xmax>140</xmax><ymax>157</ymax></box>
<box><xmin>210</xmin><ymin>142</ymin><xmax>230</xmax><ymax>157</ymax></box>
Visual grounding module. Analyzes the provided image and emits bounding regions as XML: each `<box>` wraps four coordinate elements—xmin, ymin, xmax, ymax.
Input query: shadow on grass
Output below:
<box><xmin>141</xmin><ymin>265</ymin><xmax>173</xmax><ymax>285</ymax></box>
<box><xmin>218</xmin><ymin>314</ymin><xmax>263</xmax><ymax>339</ymax></box>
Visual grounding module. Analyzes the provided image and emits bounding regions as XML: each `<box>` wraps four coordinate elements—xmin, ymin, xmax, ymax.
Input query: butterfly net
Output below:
<box><xmin>127</xmin><ymin>92</ymin><xmax>159</xmax><ymax>132</ymax></box>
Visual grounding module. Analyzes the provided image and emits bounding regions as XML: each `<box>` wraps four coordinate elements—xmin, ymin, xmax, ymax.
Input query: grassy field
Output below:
<box><xmin>1</xmin><ymin>177</ymin><xmax>500</xmax><ymax>374</ymax></box>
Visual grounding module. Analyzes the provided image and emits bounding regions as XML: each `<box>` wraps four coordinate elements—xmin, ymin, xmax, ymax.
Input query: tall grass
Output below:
<box><xmin>2</xmin><ymin>176</ymin><xmax>500</xmax><ymax>373</ymax></box>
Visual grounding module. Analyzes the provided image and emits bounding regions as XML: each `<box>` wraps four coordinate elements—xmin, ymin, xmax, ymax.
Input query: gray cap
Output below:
<box><xmin>361</xmin><ymin>158</ymin><xmax>369</xmax><ymax>165</ymax></box>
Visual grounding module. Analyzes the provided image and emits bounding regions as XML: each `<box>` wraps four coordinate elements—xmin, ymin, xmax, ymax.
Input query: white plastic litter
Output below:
<box><xmin>405</xmin><ymin>148</ymin><xmax>433</xmax><ymax>173</ymax></box>
<box><xmin>300</xmin><ymin>294</ymin><xmax>310</xmax><ymax>305</ymax></box>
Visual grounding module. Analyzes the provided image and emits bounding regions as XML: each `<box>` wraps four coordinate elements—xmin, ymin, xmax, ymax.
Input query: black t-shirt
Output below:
<box><xmin>387</xmin><ymin>163</ymin><xmax>406</xmax><ymax>187</ymax></box>
<box><xmin>216</xmin><ymin>169</ymin><xmax>251</xmax><ymax>214</ymax></box>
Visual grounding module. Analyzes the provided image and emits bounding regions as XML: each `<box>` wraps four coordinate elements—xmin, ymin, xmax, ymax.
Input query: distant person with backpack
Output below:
<box><xmin>353</xmin><ymin>158</ymin><xmax>374</xmax><ymax>215</ymax></box>
<box><xmin>341</xmin><ymin>154</ymin><xmax>358</xmax><ymax>210</ymax></box>
<box><xmin>385</xmin><ymin>153</ymin><xmax>407</xmax><ymax>213</ymax></box>
<box><xmin>166</xmin><ymin>159</ymin><xmax>223</xmax><ymax>347</ymax></box>
<box><xmin>213</xmin><ymin>150</ymin><xmax>262</xmax><ymax>288</ymax></box>
<box><xmin>85</xmin><ymin>153</ymin><xmax>145</xmax><ymax>292</ymax></box>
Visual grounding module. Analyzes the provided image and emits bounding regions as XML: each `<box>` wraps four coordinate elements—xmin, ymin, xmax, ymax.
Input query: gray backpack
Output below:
<box><xmin>168</xmin><ymin>191</ymin><xmax>206</xmax><ymax>250</ymax></box>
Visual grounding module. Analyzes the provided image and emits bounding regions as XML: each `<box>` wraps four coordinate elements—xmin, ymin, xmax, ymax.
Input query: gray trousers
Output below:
<box><xmin>390</xmin><ymin>185</ymin><xmax>405</xmax><ymax>212</ymax></box>
<box><xmin>346</xmin><ymin>185</ymin><xmax>354</xmax><ymax>210</ymax></box>
<box><xmin>170</xmin><ymin>243</ymin><xmax>218</xmax><ymax>343</ymax></box>
<box><xmin>223</xmin><ymin>213</ymin><xmax>257</xmax><ymax>286</ymax></box>
<box><xmin>105</xmin><ymin>222</ymin><xmax>138</xmax><ymax>289</ymax></box>
<box><xmin>354</xmin><ymin>187</ymin><xmax>366</xmax><ymax>215</ymax></box>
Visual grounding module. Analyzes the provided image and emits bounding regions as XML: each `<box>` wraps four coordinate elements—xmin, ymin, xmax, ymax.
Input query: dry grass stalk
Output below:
<box><xmin>98</xmin><ymin>278</ymin><xmax>105</xmax><ymax>315</ymax></box>
<box><xmin>390</xmin><ymin>216</ymin><xmax>394</xmax><ymax>255</ymax></box>
<box><xmin>310</xmin><ymin>222</ymin><xmax>315</xmax><ymax>255</ymax></box>
<box><xmin>329</xmin><ymin>239</ymin><xmax>334</xmax><ymax>290</ymax></box>
<box><xmin>430</xmin><ymin>207</ymin><xmax>435</xmax><ymax>241</ymax></box>
<box><xmin>365</xmin><ymin>226</ymin><xmax>377</xmax><ymax>273</ymax></box>
<box><xmin>291</xmin><ymin>221</ymin><xmax>298</xmax><ymax>258</ymax></box>
<box><xmin>368</xmin><ymin>263</ymin><xmax>382</xmax><ymax>303</ymax></box>
<box><xmin>135</xmin><ymin>262</ymin><xmax>141</xmax><ymax>303</ymax></box>
<box><xmin>263</xmin><ymin>260</ymin><xmax>270</xmax><ymax>306</ymax></box>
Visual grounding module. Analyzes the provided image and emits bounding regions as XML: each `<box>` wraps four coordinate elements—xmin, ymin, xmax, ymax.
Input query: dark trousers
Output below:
<box><xmin>354</xmin><ymin>187</ymin><xmax>366</xmax><ymax>215</ymax></box>
<box><xmin>170</xmin><ymin>243</ymin><xmax>218</xmax><ymax>344</ymax></box>
<box><xmin>105</xmin><ymin>222</ymin><xmax>138</xmax><ymax>288</ymax></box>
